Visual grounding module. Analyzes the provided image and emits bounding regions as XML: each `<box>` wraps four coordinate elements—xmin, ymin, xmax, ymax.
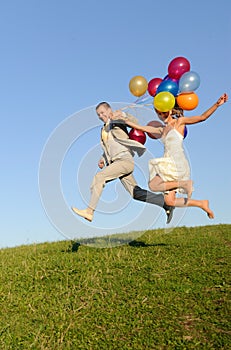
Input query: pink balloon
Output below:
<box><xmin>168</xmin><ymin>57</ymin><xmax>190</xmax><ymax>80</ymax></box>
<box><xmin>148</xmin><ymin>78</ymin><xmax>162</xmax><ymax>96</ymax></box>
<box><xmin>129</xmin><ymin>128</ymin><xmax>146</xmax><ymax>145</ymax></box>
<box><xmin>146</xmin><ymin>120</ymin><xmax>164</xmax><ymax>139</ymax></box>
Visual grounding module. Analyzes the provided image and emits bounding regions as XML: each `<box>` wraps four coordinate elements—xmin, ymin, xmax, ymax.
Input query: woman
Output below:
<box><xmin>112</xmin><ymin>93</ymin><xmax>228</xmax><ymax>219</ymax></box>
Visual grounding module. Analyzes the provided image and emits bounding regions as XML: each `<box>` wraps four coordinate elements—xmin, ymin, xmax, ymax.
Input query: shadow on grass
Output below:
<box><xmin>65</xmin><ymin>242</ymin><xmax>81</xmax><ymax>253</ymax></box>
<box><xmin>128</xmin><ymin>240</ymin><xmax>168</xmax><ymax>248</ymax></box>
<box><xmin>67</xmin><ymin>240</ymin><xmax>168</xmax><ymax>252</ymax></box>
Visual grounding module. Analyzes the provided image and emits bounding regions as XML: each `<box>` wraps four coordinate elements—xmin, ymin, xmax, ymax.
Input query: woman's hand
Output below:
<box><xmin>216</xmin><ymin>93</ymin><xmax>228</xmax><ymax>106</ymax></box>
<box><xmin>111</xmin><ymin>110</ymin><xmax>126</xmax><ymax>120</ymax></box>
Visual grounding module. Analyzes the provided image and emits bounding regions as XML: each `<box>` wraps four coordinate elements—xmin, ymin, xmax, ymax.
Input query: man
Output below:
<box><xmin>72</xmin><ymin>102</ymin><xmax>174</xmax><ymax>223</ymax></box>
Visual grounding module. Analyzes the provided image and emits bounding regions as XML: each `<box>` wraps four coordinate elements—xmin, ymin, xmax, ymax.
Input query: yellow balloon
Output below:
<box><xmin>129</xmin><ymin>76</ymin><xmax>148</xmax><ymax>97</ymax></box>
<box><xmin>154</xmin><ymin>91</ymin><xmax>175</xmax><ymax>112</ymax></box>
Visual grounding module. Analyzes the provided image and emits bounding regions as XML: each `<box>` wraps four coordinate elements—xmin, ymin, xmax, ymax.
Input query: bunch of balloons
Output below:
<box><xmin>129</xmin><ymin>56</ymin><xmax>200</xmax><ymax>112</ymax></box>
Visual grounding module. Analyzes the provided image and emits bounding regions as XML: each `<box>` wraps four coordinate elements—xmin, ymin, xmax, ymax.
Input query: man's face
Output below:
<box><xmin>96</xmin><ymin>105</ymin><xmax>112</xmax><ymax>123</ymax></box>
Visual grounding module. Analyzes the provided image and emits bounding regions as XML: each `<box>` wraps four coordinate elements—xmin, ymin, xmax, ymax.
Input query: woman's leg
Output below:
<box><xmin>164</xmin><ymin>191</ymin><xmax>214</xmax><ymax>219</ymax></box>
<box><xmin>149</xmin><ymin>175</ymin><xmax>193</xmax><ymax>197</ymax></box>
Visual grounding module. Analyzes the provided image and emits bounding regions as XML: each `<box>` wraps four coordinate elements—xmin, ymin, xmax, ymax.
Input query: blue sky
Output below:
<box><xmin>1</xmin><ymin>0</ymin><xmax>230</xmax><ymax>248</ymax></box>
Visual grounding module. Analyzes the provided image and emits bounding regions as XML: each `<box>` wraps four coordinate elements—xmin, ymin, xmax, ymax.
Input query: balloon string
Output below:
<box><xmin>121</xmin><ymin>103</ymin><xmax>153</xmax><ymax>111</ymax></box>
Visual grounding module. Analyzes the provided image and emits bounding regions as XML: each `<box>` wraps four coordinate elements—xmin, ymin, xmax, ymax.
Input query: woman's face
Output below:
<box><xmin>155</xmin><ymin>109</ymin><xmax>171</xmax><ymax>123</ymax></box>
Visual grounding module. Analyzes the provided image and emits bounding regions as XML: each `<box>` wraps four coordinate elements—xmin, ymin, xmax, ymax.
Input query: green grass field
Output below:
<box><xmin>0</xmin><ymin>224</ymin><xmax>230</xmax><ymax>349</ymax></box>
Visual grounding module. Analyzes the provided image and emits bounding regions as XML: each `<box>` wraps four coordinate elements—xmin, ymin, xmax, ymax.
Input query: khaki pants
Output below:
<box><xmin>89</xmin><ymin>158</ymin><xmax>136</xmax><ymax>210</ymax></box>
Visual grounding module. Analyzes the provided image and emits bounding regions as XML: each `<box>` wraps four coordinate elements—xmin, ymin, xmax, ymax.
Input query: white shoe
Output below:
<box><xmin>71</xmin><ymin>207</ymin><xmax>93</xmax><ymax>222</ymax></box>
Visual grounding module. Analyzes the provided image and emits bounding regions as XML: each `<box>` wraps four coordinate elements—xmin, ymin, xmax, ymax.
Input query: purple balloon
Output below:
<box><xmin>163</xmin><ymin>74</ymin><xmax>179</xmax><ymax>83</ymax></box>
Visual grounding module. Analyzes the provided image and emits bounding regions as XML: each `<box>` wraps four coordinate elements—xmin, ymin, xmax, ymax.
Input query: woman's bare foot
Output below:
<box><xmin>200</xmin><ymin>200</ymin><xmax>214</xmax><ymax>219</ymax></box>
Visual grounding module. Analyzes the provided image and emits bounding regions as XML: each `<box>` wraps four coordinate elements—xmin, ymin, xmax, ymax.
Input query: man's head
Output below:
<box><xmin>96</xmin><ymin>102</ymin><xmax>113</xmax><ymax>123</ymax></box>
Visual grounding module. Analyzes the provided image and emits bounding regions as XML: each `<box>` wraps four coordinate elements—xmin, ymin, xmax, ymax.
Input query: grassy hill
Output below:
<box><xmin>0</xmin><ymin>224</ymin><xmax>230</xmax><ymax>349</ymax></box>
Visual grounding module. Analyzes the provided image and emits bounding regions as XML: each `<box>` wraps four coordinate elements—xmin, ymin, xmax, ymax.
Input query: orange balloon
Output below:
<box><xmin>176</xmin><ymin>92</ymin><xmax>199</xmax><ymax>111</ymax></box>
<box><xmin>129</xmin><ymin>76</ymin><xmax>148</xmax><ymax>97</ymax></box>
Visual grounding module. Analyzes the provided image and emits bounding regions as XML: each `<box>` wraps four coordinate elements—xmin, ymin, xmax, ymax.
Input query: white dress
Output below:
<box><xmin>149</xmin><ymin>128</ymin><xmax>190</xmax><ymax>193</ymax></box>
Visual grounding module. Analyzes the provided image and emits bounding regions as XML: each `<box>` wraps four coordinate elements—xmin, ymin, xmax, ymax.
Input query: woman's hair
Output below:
<box><xmin>172</xmin><ymin>103</ymin><xmax>184</xmax><ymax>118</ymax></box>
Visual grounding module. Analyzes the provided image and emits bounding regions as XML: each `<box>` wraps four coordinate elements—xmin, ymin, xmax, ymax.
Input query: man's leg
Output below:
<box><xmin>72</xmin><ymin>159</ymin><xmax>134</xmax><ymax>221</ymax></box>
<box><xmin>133</xmin><ymin>185</ymin><xmax>164</xmax><ymax>207</ymax></box>
<box><xmin>89</xmin><ymin>160</ymin><xmax>134</xmax><ymax>210</ymax></box>
<box><xmin>121</xmin><ymin>174</ymin><xmax>174</xmax><ymax>224</ymax></box>
<box><xmin>133</xmin><ymin>186</ymin><xmax>174</xmax><ymax>224</ymax></box>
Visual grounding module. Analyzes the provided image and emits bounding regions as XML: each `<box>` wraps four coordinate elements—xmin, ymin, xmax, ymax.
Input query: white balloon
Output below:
<box><xmin>179</xmin><ymin>71</ymin><xmax>200</xmax><ymax>92</ymax></box>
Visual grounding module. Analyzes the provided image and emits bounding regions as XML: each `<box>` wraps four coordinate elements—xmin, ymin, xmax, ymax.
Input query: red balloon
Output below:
<box><xmin>129</xmin><ymin>128</ymin><xmax>146</xmax><ymax>144</ymax></box>
<box><xmin>148</xmin><ymin>78</ymin><xmax>162</xmax><ymax>96</ymax></box>
<box><xmin>146</xmin><ymin>120</ymin><xmax>164</xmax><ymax>139</ymax></box>
<box><xmin>168</xmin><ymin>57</ymin><xmax>190</xmax><ymax>80</ymax></box>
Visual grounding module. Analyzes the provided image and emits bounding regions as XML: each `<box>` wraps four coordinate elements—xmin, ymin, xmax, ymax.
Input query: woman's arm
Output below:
<box><xmin>111</xmin><ymin>110</ymin><xmax>163</xmax><ymax>135</ymax></box>
<box><xmin>178</xmin><ymin>93</ymin><xmax>228</xmax><ymax>126</ymax></box>
<box><xmin>112</xmin><ymin>110</ymin><xmax>138</xmax><ymax>124</ymax></box>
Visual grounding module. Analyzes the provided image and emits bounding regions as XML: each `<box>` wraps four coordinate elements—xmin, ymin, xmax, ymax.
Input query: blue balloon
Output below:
<box><xmin>184</xmin><ymin>126</ymin><xmax>188</xmax><ymax>139</ymax></box>
<box><xmin>156</xmin><ymin>79</ymin><xmax>179</xmax><ymax>96</ymax></box>
<box><xmin>179</xmin><ymin>71</ymin><xmax>200</xmax><ymax>92</ymax></box>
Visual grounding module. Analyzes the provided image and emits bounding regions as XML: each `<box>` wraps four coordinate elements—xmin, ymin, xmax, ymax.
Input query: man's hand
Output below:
<box><xmin>98</xmin><ymin>159</ymin><xmax>105</xmax><ymax>169</ymax></box>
